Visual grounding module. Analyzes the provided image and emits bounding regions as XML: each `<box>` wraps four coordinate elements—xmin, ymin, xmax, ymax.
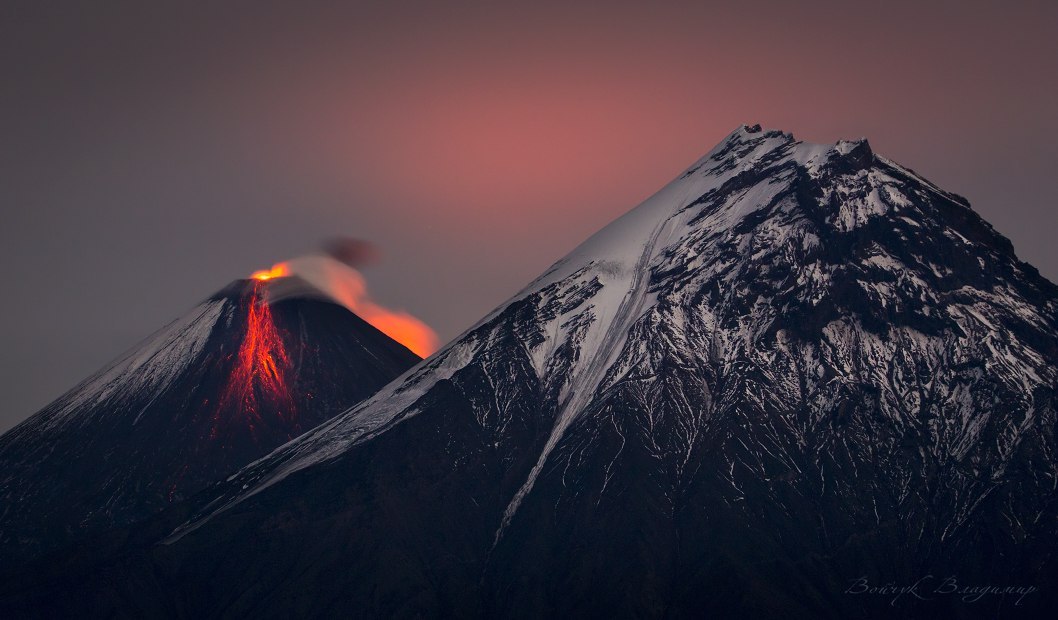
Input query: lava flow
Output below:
<box><xmin>213</xmin><ymin>279</ymin><xmax>297</xmax><ymax>439</ymax></box>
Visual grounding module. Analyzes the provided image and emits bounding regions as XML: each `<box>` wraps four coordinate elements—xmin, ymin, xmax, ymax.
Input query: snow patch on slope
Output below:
<box><xmin>33</xmin><ymin>300</ymin><xmax>226</xmax><ymax>433</ymax></box>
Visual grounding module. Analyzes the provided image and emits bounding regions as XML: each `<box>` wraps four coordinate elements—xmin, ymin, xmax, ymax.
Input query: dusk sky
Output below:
<box><xmin>3</xmin><ymin>0</ymin><xmax>1057</xmax><ymax>431</ymax></box>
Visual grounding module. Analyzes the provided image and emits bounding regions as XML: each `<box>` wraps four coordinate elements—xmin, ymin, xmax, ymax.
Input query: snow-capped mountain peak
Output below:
<box><xmin>175</xmin><ymin>126</ymin><xmax>1058</xmax><ymax>549</ymax></box>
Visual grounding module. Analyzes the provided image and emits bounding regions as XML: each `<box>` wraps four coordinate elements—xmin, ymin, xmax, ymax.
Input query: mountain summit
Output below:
<box><xmin>5</xmin><ymin>126</ymin><xmax>1058</xmax><ymax>618</ymax></box>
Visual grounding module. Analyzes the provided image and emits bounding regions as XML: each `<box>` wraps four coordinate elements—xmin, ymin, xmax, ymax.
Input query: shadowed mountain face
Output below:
<box><xmin>0</xmin><ymin>277</ymin><xmax>420</xmax><ymax>565</ymax></box>
<box><xmin>4</xmin><ymin>126</ymin><xmax>1058</xmax><ymax>619</ymax></box>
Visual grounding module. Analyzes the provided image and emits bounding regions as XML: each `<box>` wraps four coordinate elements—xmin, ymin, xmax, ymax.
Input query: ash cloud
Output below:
<box><xmin>323</xmin><ymin>238</ymin><xmax>378</xmax><ymax>269</ymax></box>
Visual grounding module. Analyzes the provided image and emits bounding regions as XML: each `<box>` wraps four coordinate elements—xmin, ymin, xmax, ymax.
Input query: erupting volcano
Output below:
<box><xmin>213</xmin><ymin>280</ymin><xmax>297</xmax><ymax>440</ymax></box>
<box><xmin>0</xmin><ymin>269</ymin><xmax>422</xmax><ymax>565</ymax></box>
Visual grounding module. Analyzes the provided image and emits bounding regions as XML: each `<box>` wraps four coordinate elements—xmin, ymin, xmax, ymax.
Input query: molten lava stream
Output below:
<box><xmin>213</xmin><ymin>280</ymin><xmax>298</xmax><ymax>440</ymax></box>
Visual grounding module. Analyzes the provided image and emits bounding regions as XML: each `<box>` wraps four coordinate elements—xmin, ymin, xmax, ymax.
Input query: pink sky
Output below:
<box><xmin>2</xmin><ymin>0</ymin><xmax>1057</xmax><ymax>428</ymax></box>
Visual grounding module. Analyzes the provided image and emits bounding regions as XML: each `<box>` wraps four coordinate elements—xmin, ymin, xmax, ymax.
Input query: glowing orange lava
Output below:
<box><xmin>214</xmin><ymin>280</ymin><xmax>297</xmax><ymax>438</ymax></box>
<box><xmin>250</xmin><ymin>263</ymin><xmax>291</xmax><ymax>281</ymax></box>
